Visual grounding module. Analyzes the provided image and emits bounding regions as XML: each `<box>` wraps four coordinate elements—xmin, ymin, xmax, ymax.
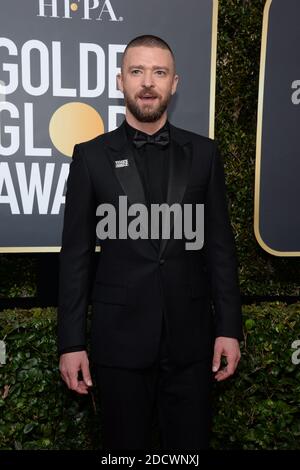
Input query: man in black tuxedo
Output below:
<box><xmin>58</xmin><ymin>35</ymin><xmax>242</xmax><ymax>450</ymax></box>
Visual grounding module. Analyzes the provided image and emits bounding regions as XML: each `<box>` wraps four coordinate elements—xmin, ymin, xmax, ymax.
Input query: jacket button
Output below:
<box><xmin>159</xmin><ymin>258</ymin><xmax>165</xmax><ymax>265</ymax></box>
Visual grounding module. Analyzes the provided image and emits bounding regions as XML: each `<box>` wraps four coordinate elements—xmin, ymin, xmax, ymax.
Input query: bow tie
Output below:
<box><xmin>133</xmin><ymin>129</ymin><xmax>170</xmax><ymax>149</ymax></box>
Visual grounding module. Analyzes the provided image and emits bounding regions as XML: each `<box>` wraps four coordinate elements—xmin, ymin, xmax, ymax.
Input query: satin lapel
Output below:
<box><xmin>109</xmin><ymin>143</ymin><xmax>147</xmax><ymax>208</ymax></box>
<box><xmin>107</xmin><ymin>126</ymin><xmax>158</xmax><ymax>252</ymax></box>
<box><xmin>159</xmin><ymin>140</ymin><xmax>192</xmax><ymax>258</ymax></box>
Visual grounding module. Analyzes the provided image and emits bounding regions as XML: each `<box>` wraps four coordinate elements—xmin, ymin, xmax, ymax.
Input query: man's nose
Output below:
<box><xmin>141</xmin><ymin>71</ymin><xmax>154</xmax><ymax>88</ymax></box>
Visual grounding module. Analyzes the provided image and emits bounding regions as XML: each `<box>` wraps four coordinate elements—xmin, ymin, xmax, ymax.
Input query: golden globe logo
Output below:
<box><xmin>37</xmin><ymin>0</ymin><xmax>123</xmax><ymax>22</ymax></box>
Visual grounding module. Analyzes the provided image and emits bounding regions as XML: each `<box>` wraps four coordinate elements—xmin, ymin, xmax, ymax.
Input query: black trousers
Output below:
<box><xmin>94</xmin><ymin>317</ymin><xmax>213</xmax><ymax>451</ymax></box>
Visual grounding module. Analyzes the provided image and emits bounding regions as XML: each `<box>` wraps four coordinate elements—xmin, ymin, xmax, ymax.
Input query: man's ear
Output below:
<box><xmin>117</xmin><ymin>73</ymin><xmax>123</xmax><ymax>93</ymax></box>
<box><xmin>171</xmin><ymin>74</ymin><xmax>179</xmax><ymax>96</ymax></box>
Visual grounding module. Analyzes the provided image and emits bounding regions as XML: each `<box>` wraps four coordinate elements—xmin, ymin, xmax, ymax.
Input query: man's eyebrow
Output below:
<box><xmin>128</xmin><ymin>65</ymin><xmax>145</xmax><ymax>70</ymax></box>
<box><xmin>153</xmin><ymin>66</ymin><xmax>170</xmax><ymax>71</ymax></box>
<box><xmin>128</xmin><ymin>65</ymin><xmax>170</xmax><ymax>71</ymax></box>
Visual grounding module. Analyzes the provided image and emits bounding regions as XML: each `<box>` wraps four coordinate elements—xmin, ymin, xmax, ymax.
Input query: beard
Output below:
<box><xmin>124</xmin><ymin>89</ymin><xmax>172</xmax><ymax>123</ymax></box>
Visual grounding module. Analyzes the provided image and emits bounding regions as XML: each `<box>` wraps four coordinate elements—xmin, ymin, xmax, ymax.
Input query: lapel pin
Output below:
<box><xmin>115</xmin><ymin>159</ymin><xmax>129</xmax><ymax>168</ymax></box>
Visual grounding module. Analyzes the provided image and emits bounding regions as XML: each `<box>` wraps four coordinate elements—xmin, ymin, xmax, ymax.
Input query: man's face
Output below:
<box><xmin>117</xmin><ymin>46</ymin><xmax>179</xmax><ymax>123</ymax></box>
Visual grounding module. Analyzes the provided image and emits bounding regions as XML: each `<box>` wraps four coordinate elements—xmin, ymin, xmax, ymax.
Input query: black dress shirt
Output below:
<box><xmin>124</xmin><ymin>119</ymin><xmax>170</xmax><ymax>208</ymax></box>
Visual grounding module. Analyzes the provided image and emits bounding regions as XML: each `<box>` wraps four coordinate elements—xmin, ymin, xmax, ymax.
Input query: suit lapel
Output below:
<box><xmin>159</xmin><ymin>133</ymin><xmax>192</xmax><ymax>258</ymax></box>
<box><xmin>105</xmin><ymin>122</ymin><xmax>146</xmax><ymax>206</ymax></box>
<box><xmin>104</xmin><ymin>122</ymin><xmax>192</xmax><ymax>256</ymax></box>
<box><xmin>105</xmin><ymin>122</ymin><xmax>157</xmax><ymax>250</ymax></box>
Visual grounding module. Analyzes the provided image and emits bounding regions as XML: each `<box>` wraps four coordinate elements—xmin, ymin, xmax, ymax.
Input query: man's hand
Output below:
<box><xmin>59</xmin><ymin>351</ymin><xmax>93</xmax><ymax>394</ymax></box>
<box><xmin>212</xmin><ymin>336</ymin><xmax>241</xmax><ymax>382</ymax></box>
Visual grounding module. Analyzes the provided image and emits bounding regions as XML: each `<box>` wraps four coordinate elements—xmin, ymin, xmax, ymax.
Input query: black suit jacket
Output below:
<box><xmin>58</xmin><ymin>121</ymin><xmax>242</xmax><ymax>368</ymax></box>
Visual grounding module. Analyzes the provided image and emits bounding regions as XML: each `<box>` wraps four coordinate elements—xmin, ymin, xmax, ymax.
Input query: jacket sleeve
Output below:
<box><xmin>204</xmin><ymin>142</ymin><xmax>243</xmax><ymax>340</ymax></box>
<box><xmin>57</xmin><ymin>144</ymin><xmax>97</xmax><ymax>353</ymax></box>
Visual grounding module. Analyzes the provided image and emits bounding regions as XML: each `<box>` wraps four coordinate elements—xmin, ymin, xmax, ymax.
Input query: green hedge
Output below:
<box><xmin>212</xmin><ymin>302</ymin><xmax>300</xmax><ymax>449</ymax></box>
<box><xmin>0</xmin><ymin>308</ymin><xmax>99</xmax><ymax>450</ymax></box>
<box><xmin>1</xmin><ymin>304</ymin><xmax>299</xmax><ymax>450</ymax></box>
